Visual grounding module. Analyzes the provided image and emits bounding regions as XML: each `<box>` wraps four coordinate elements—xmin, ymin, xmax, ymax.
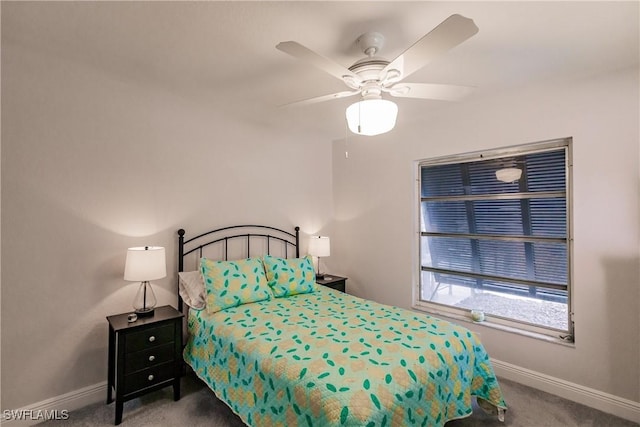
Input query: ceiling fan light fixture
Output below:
<box><xmin>345</xmin><ymin>99</ymin><xmax>398</xmax><ymax>136</ymax></box>
<box><xmin>495</xmin><ymin>167</ymin><xmax>522</xmax><ymax>183</ymax></box>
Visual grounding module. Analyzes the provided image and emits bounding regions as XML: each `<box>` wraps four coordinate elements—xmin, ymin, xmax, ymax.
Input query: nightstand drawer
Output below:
<box><xmin>317</xmin><ymin>275</ymin><xmax>347</xmax><ymax>293</ymax></box>
<box><xmin>123</xmin><ymin>362</ymin><xmax>175</xmax><ymax>395</ymax></box>
<box><xmin>125</xmin><ymin>323</ymin><xmax>174</xmax><ymax>353</ymax></box>
<box><xmin>124</xmin><ymin>343</ymin><xmax>175</xmax><ymax>374</ymax></box>
<box><xmin>323</xmin><ymin>281</ymin><xmax>345</xmax><ymax>292</ymax></box>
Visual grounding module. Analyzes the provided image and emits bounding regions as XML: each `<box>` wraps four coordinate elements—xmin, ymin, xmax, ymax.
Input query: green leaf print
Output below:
<box><xmin>370</xmin><ymin>394</ymin><xmax>381</xmax><ymax>409</ymax></box>
<box><xmin>340</xmin><ymin>406</ymin><xmax>349</xmax><ymax>424</ymax></box>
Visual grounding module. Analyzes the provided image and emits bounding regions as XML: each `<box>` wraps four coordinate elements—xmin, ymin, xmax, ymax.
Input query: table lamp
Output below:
<box><xmin>308</xmin><ymin>236</ymin><xmax>330</xmax><ymax>279</ymax></box>
<box><xmin>124</xmin><ymin>246</ymin><xmax>166</xmax><ymax>317</ymax></box>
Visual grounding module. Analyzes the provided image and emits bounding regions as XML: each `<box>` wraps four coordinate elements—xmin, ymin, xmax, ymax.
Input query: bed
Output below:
<box><xmin>177</xmin><ymin>225</ymin><xmax>506</xmax><ymax>426</ymax></box>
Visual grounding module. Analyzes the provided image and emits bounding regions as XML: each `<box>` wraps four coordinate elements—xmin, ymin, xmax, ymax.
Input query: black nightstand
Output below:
<box><xmin>317</xmin><ymin>275</ymin><xmax>347</xmax><ymax>293</ymax></box>
<box><xmin>106</xmin><ymin>305</ymin><xmax>184</xmax><ymax>425</ymax></box>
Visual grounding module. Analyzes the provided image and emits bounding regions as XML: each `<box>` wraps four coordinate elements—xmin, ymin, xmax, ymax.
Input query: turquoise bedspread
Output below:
<box><xmin>184</xmin><ymin>286</ymin><xmax>506</xmax><ymax>426</ymax></box>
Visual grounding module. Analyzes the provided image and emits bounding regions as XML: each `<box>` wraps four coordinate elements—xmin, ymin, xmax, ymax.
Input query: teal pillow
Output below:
<box><xmin>262</xmin><ymin>255</ymin><xmax>316</xmax><ymax>297</ymax></box>
<box><xmin>200</xmin><ymin>257</ymin><xmax>271</xmax><ymax>314</ymax></box>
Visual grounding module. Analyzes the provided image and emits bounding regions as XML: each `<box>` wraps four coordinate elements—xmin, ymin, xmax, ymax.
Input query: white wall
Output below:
<box><xmin>0</xmin><ymin>36</ymin><xmax>333</xmax><ymax>409</ymax></box>
<box><xmin>330</xmin><ymin>67</ymin><xmax>640</xmax><ymax>402</ymax></box>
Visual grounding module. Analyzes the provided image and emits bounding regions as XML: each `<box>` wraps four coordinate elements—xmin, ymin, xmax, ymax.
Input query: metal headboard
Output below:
<box><xmin>177</xmin><ymin>225</ymin><xmax>300</xmax><ymax>312</ymax></box>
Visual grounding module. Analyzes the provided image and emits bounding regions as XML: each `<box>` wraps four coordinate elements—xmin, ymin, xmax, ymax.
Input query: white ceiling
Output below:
<box><xmin>3</xmin><ymin>1</ymin><xmax>639</xmax><ymax>139</ymax></box>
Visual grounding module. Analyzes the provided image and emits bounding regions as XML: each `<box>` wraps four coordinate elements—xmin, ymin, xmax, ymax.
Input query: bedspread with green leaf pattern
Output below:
<box><xmin>184</xmin><ymin>286</ymin><xmax>506</xmax><ymax>426</ymax></box>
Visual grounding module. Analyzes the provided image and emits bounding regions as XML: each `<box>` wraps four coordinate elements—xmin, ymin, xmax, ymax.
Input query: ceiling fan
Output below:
<box><xmin>276</xmin><ymin>14</ymin><xmax>479</xmax><ymax>135</ymax></box>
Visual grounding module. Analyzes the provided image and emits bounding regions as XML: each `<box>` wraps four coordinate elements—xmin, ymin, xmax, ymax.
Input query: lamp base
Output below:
<box><xmin>134</xmin><ymin>307</ymin><xmax>155</xmax><ymax>317</ymax></box>
<box><xmin>315</xmin><ymin>273</ymin><xmax>326</xmax><ymax>280</ymax></box>
<box><xmin>133</xmin><ymin>281</ymin><xmax>157</xmax><ymax>318</ymax></box>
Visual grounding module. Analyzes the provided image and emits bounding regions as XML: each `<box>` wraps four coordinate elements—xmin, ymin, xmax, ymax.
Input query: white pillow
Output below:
<box><xmin>178</xmin><ymin>271</ymin><xmax>206</xmax><ymax>310</ymax></box>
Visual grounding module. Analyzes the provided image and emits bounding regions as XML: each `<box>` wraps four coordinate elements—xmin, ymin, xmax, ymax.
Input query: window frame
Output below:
<box><xmin>413</xmin><ymin>138</ymin><xmax>574</xmax><ymax>342</ymax></box>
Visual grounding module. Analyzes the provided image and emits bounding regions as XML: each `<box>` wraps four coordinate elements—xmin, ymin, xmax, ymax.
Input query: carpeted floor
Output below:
<box><xmin>37</xmin><ymin>374</ymin><xmax>637</xmax><ymax>427</ymax></box>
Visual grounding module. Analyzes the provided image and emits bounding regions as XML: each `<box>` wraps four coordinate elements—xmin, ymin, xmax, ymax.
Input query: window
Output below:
<box><xmin>415</xmin><ymin>138</ymin><xmax>573</xmax><ymax>341</ymax></box>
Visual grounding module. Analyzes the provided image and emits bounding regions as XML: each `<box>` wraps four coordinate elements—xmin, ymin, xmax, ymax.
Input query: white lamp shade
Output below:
<box><xmin>124</xmin><ymin>246</ymin><xmax>167</xmax><ymax>282</ymax></box>
<box><xmin>346</xmin><ymin>99</ymin><xmax>398</xmax><ymax>136</ymax></box>
<box><xmin>495</xmin><ymin>167</ymin><xmax>522</xmax><ymax>183</ymax></box>
<box><xmin>308</xmin><ymin>236</ymin><xmax>330</xmax><ymax>257</ymax></box>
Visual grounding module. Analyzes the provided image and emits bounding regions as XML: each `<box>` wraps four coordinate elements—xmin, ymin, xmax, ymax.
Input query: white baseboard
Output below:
<box><xmin>492</xmin><ymin>358</ymin><xmax>640</xmax><ymax>424</ymax></box>
<box><xmin>1</xmin><ymin>382</ymin><xmax>107</xmax><ymax>426</ymax></box>
<box><xmin>2</xmin><ymin>364</ymin><xmax>639</xmax><ymax>425</ymax></box>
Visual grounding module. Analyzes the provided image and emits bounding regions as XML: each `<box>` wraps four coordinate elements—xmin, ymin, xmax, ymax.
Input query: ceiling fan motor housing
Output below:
<box><xmin>347</xmin><ymin>57</ymin><xmax>389</xmax><ymax>88</ymax></box>
<box><xmin>349</xmin><ymin>32</ymin><xmax>397</xmax><ymax>90</ymax></box>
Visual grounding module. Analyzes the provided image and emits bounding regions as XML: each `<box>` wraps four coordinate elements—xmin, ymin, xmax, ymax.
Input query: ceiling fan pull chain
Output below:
<box><xmin>344</xmin><ymin>119</ymin><xmax>349</xmax><ymax>159</ymax></box>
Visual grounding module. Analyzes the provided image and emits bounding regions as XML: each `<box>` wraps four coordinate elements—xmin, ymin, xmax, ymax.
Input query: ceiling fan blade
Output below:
<box><xmin>276</xmin><ymin>41</ymin><xmax>362</xmax><ymax>85</ymax></box>
<box><xmin>381</xmin><ymin>14</ymin><xmax>478</xmax><ymax>82</ymax></box>
<box><xmin>387</xmin><ymin>83</ymin><xmax>474</xmax><ymax>101</ymax></box>
<box><xmin>279</xmin><ymin>90</ymin><xmax>361</xmax><ymax>108</ymax></box>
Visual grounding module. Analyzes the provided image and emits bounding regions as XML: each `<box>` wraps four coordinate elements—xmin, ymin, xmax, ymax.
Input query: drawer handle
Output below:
<box><xmin>148</xmin><ymin>374</ymin><xmax>154</xmax><ymax>381</ymax></box>
<box><xmin>148</xmin><ymin>336</ymin><xmax>156</xmax><ymax>343</ymax></box>
<box><xmin>148</xmin><ymin>355</ymin><xmax>155</xmax><ymax>362</ymax></box>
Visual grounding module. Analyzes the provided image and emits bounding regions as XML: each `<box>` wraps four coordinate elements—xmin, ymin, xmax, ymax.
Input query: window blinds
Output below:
<box><xmin>420</xmin><ymin>148</ymin><xmax>568</xmax><ymax>302</ymax></box>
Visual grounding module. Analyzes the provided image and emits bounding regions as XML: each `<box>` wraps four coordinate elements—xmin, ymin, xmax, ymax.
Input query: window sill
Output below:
<box><xmin>411</xmin><ymin>304</ymin><xmax>575</xmax><ymax>348</ymax></box>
